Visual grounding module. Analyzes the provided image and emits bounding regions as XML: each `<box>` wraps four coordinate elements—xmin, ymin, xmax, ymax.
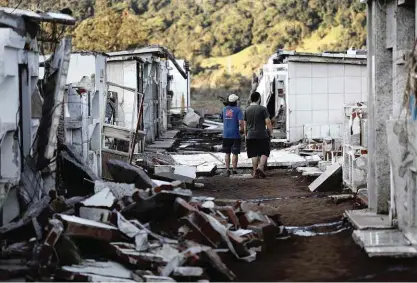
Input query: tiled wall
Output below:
<box><xmin>288</xmin><ymin>61</ymin><xmax>367</xmax><ymax>142</ymax></box>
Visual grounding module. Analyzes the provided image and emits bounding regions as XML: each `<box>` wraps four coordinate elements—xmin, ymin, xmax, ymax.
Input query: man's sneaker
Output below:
<box><xmin>232</xmin><ymin>170</ymin><xmax>238</xmax><ymax>175</ymax></box>
<box><xmin>224</xmin><ymin>170</ymin><xmax>231</xmax><ymax>177</ymax></box>
<box><xmin>252</xmin><ymin>170</ymin><xmax>259</xmax><ymax>178</ymax></box>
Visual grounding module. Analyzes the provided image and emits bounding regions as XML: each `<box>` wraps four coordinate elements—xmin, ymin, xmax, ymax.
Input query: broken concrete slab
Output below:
<box><xmin>173</xmin><ymin>266</ymin><xmax>204</xmax><ymax>278</ymax></box>
<box><xmin>78</xmin><ymin>207</ymin><xmax>113</xmax><ymax>224</ymax></box>
<box><xmin>318</xmin><ymin>161</ymin><xmax>333</xmax><ymax>172</ymax></box>
<box><xmin>212</xmin><ymin>150</ymin><xmax>308</xmax><ymax>169</ymax></box>
<box><xmin>171</xmin><ymin>150</ymin><xmax>310</xmax><ymax>172</ymax></box>
<box><xmin>146</xmin><ymin>139</ymin><xmax>176</xmax><ymax>151</ymax></box>
<box><xmin>56</xmin><ymin>214</ymin><xmax>123</xmax><ymax>242</ymax></box>
<box><xmin>296</xmin><ymin>167</ymin><xmax>323</xmax><ymax>177</ymax></box>
<box><xmin>183</xmin><ymin>110</ymin><xmax>203</xmax><ymax>128</ymax></box>
<box><xmin>154</xmin><ymin>165</ymin><xmax>196</xmax><ymax>184</ymax></box>
<box><xmin>110</xmin><ymin>242</ymin><xmax>165</xmax><ymax>266</ymax></box>
<box><xmin>365</xmin><ymin>246</ymin><xmax>417</xmax><ymax>258</ymax></box>
<box><xmin>171</xmin><ymin>154</ymin><xmax>220</xmax><ymax>176</ymax></box>
<box><xmin>106</xmin><ymin>159</ymin><xmax>156</xmax><ymax>189</ymax></box>
<box><xmin>308</xmin><ymin>163</ymin><xmax>342</xmax><ymax>192</ymax></box>
<box><xmin>81</xmin><ymin>187</ymin><xmax>116</xmax><ymax>208</ymax></box>
<box><xmin>36</xmin><ymin>37</ymin><xmax>72</xmax><ymax>171</ymax></box>
<box><xmin>58</xmin><ymin>260</ymin><xmax>135</xmax><ymax>281</ymax></box>
<box><xmin>345</xmin><ymin>209</ymin><xmax>393</xmax><ymax>230</ymax></box>
<box><xmin>142</xmin><ymin>275</ymin><xmax>176</xmax><ymax>282</ymax></box>
<box><xmin>94</xmin><ymin>181</ymin><xmax>136</xmax><ymax>200</ymax></box>
<box><xmin>353</xmin><ymin>230</ymin><xmax>411</xmax><ymax>248</ymax></box>
<box><xmin>353</xmin><ymin>229</ymin><xmax>417</xmax><ymax>258</ymax></box>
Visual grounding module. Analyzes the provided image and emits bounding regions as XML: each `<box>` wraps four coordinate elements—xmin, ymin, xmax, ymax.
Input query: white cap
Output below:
<box><xmin>228</xmin><ymin>94</ymin><xmax>239</xmax><ymax>103</ymax></box>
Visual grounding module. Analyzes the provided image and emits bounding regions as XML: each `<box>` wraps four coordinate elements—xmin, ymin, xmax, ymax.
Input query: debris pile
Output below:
<box><xmin>0</xmin><ymin>157</ymin><xmax>285</xmax><ymax>282</ymax></box>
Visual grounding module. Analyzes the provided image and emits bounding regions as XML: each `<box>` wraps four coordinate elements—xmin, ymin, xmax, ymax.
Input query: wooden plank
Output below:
<box><xmin>102</xmin><ymin>124</ymin><xmax>145</xmax><ymax>142</ymax></box>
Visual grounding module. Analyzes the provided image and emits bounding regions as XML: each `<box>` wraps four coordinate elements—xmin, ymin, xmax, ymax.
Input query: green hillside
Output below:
<box><xmin>1</xmin><ymin>0</ymin><xmax>366</xmax><ymax>112</ymax></box>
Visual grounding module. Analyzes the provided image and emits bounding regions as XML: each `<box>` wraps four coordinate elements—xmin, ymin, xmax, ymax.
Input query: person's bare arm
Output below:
<box><xmin>239</xmin><ymin>120</ymin><xmax>244</xmax><ymax>134</ymax></box>
<box><xmin>243</xmin><ymin>120</ymin><xmax>247</xmax><ymax>137</ymax></box>
<box><xmin>265</xmin><ymin>118</ymin><xmax>273</xmax><ymax>135</ymax></box>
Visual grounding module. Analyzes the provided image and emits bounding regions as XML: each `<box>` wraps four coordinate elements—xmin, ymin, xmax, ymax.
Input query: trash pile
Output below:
<box><xmin>0</xmin><ymin>152</ymin><xmax>285</xmax><ymax>282</ymax></box>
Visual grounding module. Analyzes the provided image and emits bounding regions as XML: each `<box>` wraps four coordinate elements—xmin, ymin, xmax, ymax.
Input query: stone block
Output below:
<box><xmin>308</xmin><ymin>163</ymin><xmax>342</xmax><ymax>192</ymax></box>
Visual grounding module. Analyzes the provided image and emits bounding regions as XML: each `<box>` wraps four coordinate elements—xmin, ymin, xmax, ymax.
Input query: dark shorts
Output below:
<box><xmin>222</xmin><ymin>138</ymin><xmax>241</xmax><ymax>155</ymax></box>
<box><xmin>246</xmin><ymin>138</ymin><xmax>270</xmax><ymax>158</ymax></box>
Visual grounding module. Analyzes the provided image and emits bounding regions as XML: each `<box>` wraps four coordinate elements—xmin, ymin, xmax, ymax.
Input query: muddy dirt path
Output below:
<box><xmin>196</xmin><ymin>169</ymin><xmax>417</xmax><ymax>282</ymax></box>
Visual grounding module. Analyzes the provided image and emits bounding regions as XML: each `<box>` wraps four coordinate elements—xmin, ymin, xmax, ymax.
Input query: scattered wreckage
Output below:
<box><xmin>0</xmin><ymin>151</ymin><xmax>286</xmax><ymax>282</ymax></box>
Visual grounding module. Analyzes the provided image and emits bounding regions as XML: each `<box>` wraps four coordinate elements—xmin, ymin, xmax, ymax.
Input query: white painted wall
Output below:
<box><xmin>107</xmin><ymin>60</ymin><xmax>138</xmax><ymax>129</ymax></box>
<box><xmin>67</xmin><ymin>54</ymin><xmax>97</xmax><ymax>83</ymax></box>
<box><xmin>287</xmin><ymin>61</ymin><xmax>367</xmax><ymax>142</ymax></box>
<box><xmin>168</xmin><ymin>59</ymin><xmax>189</xmax><ymax>113</ymax></box>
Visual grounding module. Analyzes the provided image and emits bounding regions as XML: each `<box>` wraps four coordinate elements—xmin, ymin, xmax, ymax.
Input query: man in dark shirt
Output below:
<box><xmin>221</xmin><ymin>94</ymin><xmax>244</xmax><ymax>176</ymax></box>
<box><xmin>244</xmin><ymin>92</ymin><xmax>273</xmax><ymax>178</ymax></box>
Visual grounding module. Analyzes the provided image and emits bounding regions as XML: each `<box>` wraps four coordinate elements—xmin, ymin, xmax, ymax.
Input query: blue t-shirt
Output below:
<box><xmin>221</xmin><ymin>106</ymin><xmax>243</xmax><ymax>139</ymax></box>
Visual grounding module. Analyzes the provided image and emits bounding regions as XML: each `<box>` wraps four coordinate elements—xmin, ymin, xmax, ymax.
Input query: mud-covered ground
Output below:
<box><xmin>195</xmin><ymin>169</ymin><xmax>417</xmax><ymax>282</ymax></box>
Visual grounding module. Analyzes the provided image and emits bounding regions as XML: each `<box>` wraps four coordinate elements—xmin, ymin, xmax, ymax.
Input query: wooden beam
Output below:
<box><xmin>107</xmin><ymin>81</ymin><xmax>144</xmax><ymax>96</ymax></box>
<box><xmin>102</xmin><ymin>124</ymin><xmax>145</xmax><ymax>142</ymax></box>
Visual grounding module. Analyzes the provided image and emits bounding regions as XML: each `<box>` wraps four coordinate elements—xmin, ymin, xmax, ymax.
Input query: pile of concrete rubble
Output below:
<box><xmin>0</xmin><ymin>149</ymin><xmax>285</xmax><ymax>282</ymax></box>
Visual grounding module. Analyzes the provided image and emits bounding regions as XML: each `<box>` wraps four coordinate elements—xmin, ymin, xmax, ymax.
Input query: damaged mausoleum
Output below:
<box><xmin>0</xmin><ymin>6</ymin><xmax>290</xmax><ymax>282</ymax></box>
<box><xmin>345</xmin><ymin>0</ymin><xmax>417</xmax><ymax>258</ymax></box>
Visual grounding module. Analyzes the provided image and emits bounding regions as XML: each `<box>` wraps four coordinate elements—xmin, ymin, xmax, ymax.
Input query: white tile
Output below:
<box><xmin>289</xmin><ymin>64</ymin><xmax>296</xmax><ymax>79</ymax></box>
<box><xmin>295</xmin><ymin>78</ymin><xmax>312</xmax><ymax>95</ymax></box>
<box><xmin>289</xmin><ymin>78</ymin><xmax>296</xmax><ymax>95</ymax></box>
<box><xmin>344</xmin><ymin>94</ymin><xmax>363</xmax><ymax>105</ymax></box>
<box><xmin>312</xmin><ymin>63</ymin><xmax>328</xmax><ymax>77</ymax></box>
<box><xmin>313</xmin><ymin>126</ymin><xmax>323</xmax><ymax>138</ymax></box>
<box><xmin>312</xmin><ymin>78</ymin><xmax>328</xmax><ymax>94</ymax></box>
<box><xmin>288</xmin><ymin>94</ymin><xmax>297</xmax><ymax>111</ymax></box>
<box><xmin>312</xmin><ymin>94</ymin><xmax>328</xmax><ymax>110</ymax></box>
<box><xmin>296</xmin><ymin>110</ymin><xmax>312</xmax><ymax>127</ymax></box>
<box><xmin>295</xmin><ymin>95</ymin><xmax>312</xmax><ymax>111</ymax></box>
<box><xmin>330</xmin><ymin>124</ymin><xmax>343</xmax><ymax>139</ymax></box>
<box><xmin>328</xmin><ymin>94</ymin><xmax>344</xmax><ymax>110</ymax></box>
<box><xmin>345</xmin><ymin>65</ymin><xmax>362</xmax><ymax>77</ymax></box>
<box><xmin>295</xmin><ymin>63</ymin><xmax>312</xmax><ymax>78</ymax></box>
<box><xmin>361</xmin><ymin>65</ymin><xmax>368</xmax><ymax>77</ymax></box>
<box><xmin>312</xmin><ymin>110</ymin><xmax>329</xmax><ymax>124</ymax></box>
<box><xmin>328</xmin><ymin>77</ymin><xmax>344</xmax><ymax>94</ymax></box>
<box><xmin>328</xmin><ymin>64</ymin><xmax>344</xmax><ymax>77</ymax></box>
<box><xmin>303</xmin><ymin>124</ymin><xmax>321</xmax><ymax>139</ymax></box>
<box><xmin>292</xmin><ymin>127</ymin><xmax>304</xmax><ymax>142</ymax></box>
<box><xmin>320</xmin><ymin>125</ymin><xmax>331</xmax><ymax>138</ymax></box>
<box><xmin>362</xmin><ymin>76</ymin><xmax>368</xmax><ymax>99</ymax></box>
<box><xmin>344</xmin><ymin>77</ymin><xmax>361</xmax><ymax>94</ymax></box>
<box><xmin>329</xmin><ymin>109</ymin><xmax>344</xmax><ymax>124</ymax></box>
<box><xmin>289</xmin><ymin>111</ymin><xmax>297</xmax><ymax>128</ymax></box>
<box><xmin>303</xmin><ymin>125</ymin><xmax>313</xmax><ymax>139</ymax></box>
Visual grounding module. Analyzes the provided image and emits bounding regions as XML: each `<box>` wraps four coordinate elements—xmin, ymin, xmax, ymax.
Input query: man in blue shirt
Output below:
<box><xmin>221</xmin><ymin>94</ymin><xmax>244</xmax><ymax>176</ymax></box>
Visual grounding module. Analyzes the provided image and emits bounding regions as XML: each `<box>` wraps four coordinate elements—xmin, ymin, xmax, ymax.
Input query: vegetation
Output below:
<box><xmin>2</xmin><ymin>0</ymin><xmax>366</xmax><ymax>112</ymax></box>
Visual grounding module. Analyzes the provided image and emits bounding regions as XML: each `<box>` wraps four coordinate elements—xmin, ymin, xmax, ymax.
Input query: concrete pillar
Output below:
<box><xmin>393</xmin><ymin>3</ymin><xmax>415</xmax><ymax>118</ymax></box>
<box><xmin>367</xmin><ymin>0</ymin><xmax>393</xmax><ymax>214</ymax></box>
